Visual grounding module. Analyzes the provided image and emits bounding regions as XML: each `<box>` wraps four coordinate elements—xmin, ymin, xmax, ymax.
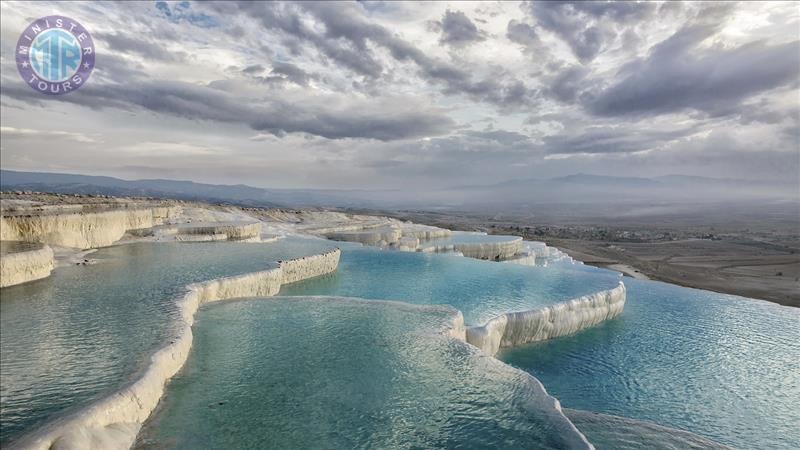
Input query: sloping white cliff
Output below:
<box><xmin>0</xmin><ymin>243</ymin><xmax>54</xmax><ymax>288</ymax></box>
<box><xmin>466</xmin><ymin>282</ymin><xmax>626</xmax><ymax>356</ymax></box>
<box><xmin>10</xmin><ymin>249</ymin><xmax>341</xmax><ymax>450</ymax></box>
<box><xmin>174</xmin><ymin>222</ymin><xmax>261</xmax><ymax>241</ymax></box>
<box><xmin>325</xmin><ymin>226</ymin><xmax>403</xmax><ymax>246</ymax></box>
<box><xmin>0</xmin><ymin>207</ymin><xmax>177</xmax><ymax>249</ymax></box>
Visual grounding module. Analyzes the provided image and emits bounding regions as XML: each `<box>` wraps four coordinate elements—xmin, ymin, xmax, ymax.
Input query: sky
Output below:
<box><xmin>0</xmin><ymin>1</ymin><xmax>798</xmax><ymax>190</ymax></box>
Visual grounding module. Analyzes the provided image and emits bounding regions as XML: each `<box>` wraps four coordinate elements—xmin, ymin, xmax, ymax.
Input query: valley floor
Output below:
<box><xmin>542</xmin><ymin>238</ymin><xmax>799</xmax><ymax>307</ymax></box>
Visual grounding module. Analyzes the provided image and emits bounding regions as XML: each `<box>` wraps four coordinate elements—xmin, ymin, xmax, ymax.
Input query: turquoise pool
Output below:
<box><xmin>500</xmin><ymin>278</ymin><xmax>800</xmax><ymax>449</ymax></box>
<box><xmin>280</xmin><ymin>247</ymin><xmax>621</xmax><ymax>325</ymax></box>
<box><xmin>0</xmin><ymin>237</ymin><xmax>337</xmax><ymax>445</ymax></box>
<box><xmin>136</xmin><ymin>297</ymin><xmax>589</xmax><ymax>449</ymax></box>
<box><xmin>3</xmin><ymin>234</ymin><xmax>796</xmax><ymax>449</ymax></box>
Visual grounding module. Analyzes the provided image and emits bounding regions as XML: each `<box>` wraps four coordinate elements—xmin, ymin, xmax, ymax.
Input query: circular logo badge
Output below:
<box><xmin>15</xmin><ymin>15</ymin><xmax>95</xmax><ymax>95</ymax></box>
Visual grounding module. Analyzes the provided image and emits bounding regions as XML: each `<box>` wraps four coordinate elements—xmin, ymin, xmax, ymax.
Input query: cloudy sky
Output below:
<box><xmin>1</xmin><ymin>1</ymin><xmax>798</xmax><ymax>189</ymax></box>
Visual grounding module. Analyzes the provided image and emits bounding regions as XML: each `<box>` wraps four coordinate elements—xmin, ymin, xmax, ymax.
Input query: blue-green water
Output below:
<box><xmin>563</xmin><ymin>409</ymin><xmax>729</xmax><ymax>450</ymax></box>
<box><xmin>137</xmin><ymin>297</ymin><xmax>588</xmax><ymax>449</ymax></box>
<box><xmin>281</xmin><ymin>247</ymin><xmax>620</xmax><ymax>324</ymax></box>
<box><xmin>3</xmin><ymin>234</ymin><xmax>797</xmax><ymax>449</ymax></box>
<box><xmin>0</xmin><ymin>237</ymin><xmax>337</xmax><ymax>445</ymax></box>
<box><xmin>500</xmin><ymin>278</ymin><xmax>800</xmax><ymax>449</ymax></box>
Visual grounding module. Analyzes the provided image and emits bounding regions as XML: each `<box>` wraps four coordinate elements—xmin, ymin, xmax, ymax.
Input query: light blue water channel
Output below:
<box><xmin>136</xmin><ymin>297</ymin><xmax>589</xmax><ymax>449</ymax></box>
<box><xmin>281</xmin><ymin>246</ymin><xmax>620</xmax><ymax>325</ymax></box>
<box><xmin>0</xmin><ymin>237</ymin><xmax>337</xmax><ymax>444</ymax></box>
<box><xmin>500</xmin><ymin>278</ymin><xmax>800</xmax><ymax>449</ymax></box>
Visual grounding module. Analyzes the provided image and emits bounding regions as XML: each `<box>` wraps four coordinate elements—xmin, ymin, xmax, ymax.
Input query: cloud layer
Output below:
<box><xmin>0</xmin><ymin>1</ymin><xmax>797</xmax><ymax>190</ymax></box>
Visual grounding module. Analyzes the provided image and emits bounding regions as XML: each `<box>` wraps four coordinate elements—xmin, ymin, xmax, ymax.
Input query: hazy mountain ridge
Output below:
<box><xmin>1</xmin><ymin>170</ymin><xmax>795</xmax><ymax>213</ymax></box>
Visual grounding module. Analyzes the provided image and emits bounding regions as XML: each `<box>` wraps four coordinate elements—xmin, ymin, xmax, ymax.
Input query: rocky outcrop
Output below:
<box><xmin>0</xmin><ymin>207</ymin><xmax>177</xmax><ymax>249</ymax></box>
<box><xmin>466</xmin><ymin>282</ymin><xmax>626</xmax><ymax>356</ymax></box>
<box><xmin>10</xmin><ymin>249</ymin><xmax>340</xmax><ymax>450</ymax></box>
<box><xmin>0</xmin><ymin>242</ymin><xmax>54</xmax><ymax>288</ymax></box>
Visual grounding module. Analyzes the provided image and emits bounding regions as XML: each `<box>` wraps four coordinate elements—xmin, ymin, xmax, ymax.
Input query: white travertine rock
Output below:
<box><xmin>457</xmin><ymin>237</ymin><xmax>522</xmax><ymax>260</ymax></box>
<box><xmin>0</xmin><ymin>244</ymin><xmax>55</xmax><ymax>288</ymax></box>
<box><xmin>395</xmin><ymin>236</ymin><xmax>420</xmax><ymax>251</ymax></box>
<box><xmin>501</xmin><ymin>241</ymin><xmax>574</xmax><ymax>266</ymax></box>
<box><xmin>466</xmin><ymin>282</ymin><xmax>627</xmax><ymax>356</ymax></box>
<box><xmin>10</xmin><ymin>249</ymin><xmax>341</xmax><ymax>450</ymax></box>
<box><xmin>290</xmin><ymin>212</ymin><xmax>450</xmax><ymax>249</ymax></box>
<box><xmin>0</xmin><ymin>207</ymin><xmax>178</xmax><ymax>249</ymax></box>
<box><xmin>325</xmin><ymin>226</ymin><xmax>403</xmax><ymax>246</ymax></box>
<box><xmin>397</xmin><ymin>224</ymin><xmax>451</xmax><ymax>241</ymax></box>
<box><xmin>174</xmin><ymin>222</ymin><xmax>261</xmax><ymax>241</ymax></box>
<box><xmin>279</xmin><ymin>250</ymin><xmax>342</xmax><ymax>285</ymax></box>
<box><xmin>418</xmin><ymin>236</ymin><xmax>523</xmax><ymax>261</ymax></box>
<box><xmin>502</xmin><ymin>254</ymin><xmax>538</xmax><ymax>265</ymax></box>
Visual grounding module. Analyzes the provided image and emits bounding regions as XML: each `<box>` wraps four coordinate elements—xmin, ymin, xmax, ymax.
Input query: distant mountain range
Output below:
<box><xmin>0</xmin><ymin>170</ymin><xmax>383</xmax><ymax>208</ymax></box>
<box><xmin>1</xmin><ymin>169</ymin><xmax>795</xmax><ymax>213</ymax></box>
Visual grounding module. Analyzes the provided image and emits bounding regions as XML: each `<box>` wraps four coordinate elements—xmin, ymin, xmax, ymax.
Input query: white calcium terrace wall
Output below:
<box><xmin>325</xmin><ymin>226</ymin><xmax>403</xmax><ymax>246</ymax></box>
<box><xmin>420</xmin><ymin>237</ymin><xmax>524</xmax><ymax>261</ymax></box>
<box><xmin>466</xmin><ymin>282</ymin><xmax>626</xmax><ymax>357</ymax></box>
<box><xmin>457</xmin><ymin>237</ymin><xmax>523</xmax><ymax>260</ymax></box>
<box><xmin>10</xmin><ymin>249</ymin><xmax>341</xmax><ymax>450</ymax></box>
<box><xmin>317</xmin><ymin>221</ymin><xmax>450</xmax><ymax>249</ymax></box>
<box><xmin>0</xmin><ymin>245</ymin><xmax>55</xmax><ymax>288</ymax></box>
<box><xmin>399</xmin><ymin>225</ymin><xmax>451</xmax><ymax>241</ymax></box>
<box><xmin>176</xmin><ymin>222</ymin><xmax>261</xmax><ymax>241</ymax></box>
<box><xmin>0</xmin><ymin>207</ymin><xmax>177</xmax><ymax>249</ymax></box>
<box><xmin>501</xmin><ymin>241</ymin><xmax>556</xmax><ymax>266</ymax></box>
<box><xmin>279</xmin><ymin>250</ymin><xmax>342</xmax><ymax>284</ymax></box>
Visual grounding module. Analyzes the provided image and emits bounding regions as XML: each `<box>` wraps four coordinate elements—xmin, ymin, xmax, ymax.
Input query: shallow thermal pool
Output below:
<box><xmin>0</xmin><ymin>237</ymin><xmax>337</xmax><ymax>445</ymax></box>
<box><xmin>280</xmin><ymin>246</ymin><xmax>621</xmax><ymax>325</ymax></box>
<box><xmin>499</xmin><ymin>278</ymin><xmax>800</xmax><ymax>449</ymax></box>
<box><xmin>136</xmin><ymin>296</ymin><xmax>589</xmax><ymax>449</ymax></box>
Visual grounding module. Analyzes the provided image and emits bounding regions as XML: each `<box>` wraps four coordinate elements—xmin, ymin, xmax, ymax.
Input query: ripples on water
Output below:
<box><xmin>0</xmin><ymin>238</ymin><xmax>337</xmax><ymax>444</ymax></box>
<box><xmin>3</xmin><ymin>236</ymin><xmax>797</xmax><ymax>449</ymax></box>
<box><xmin>281</xmin><ymin>247</ymin><xmax>620</xmax><ymax>324</ymax></box>
<box><xmin>563</xmin><ymin>409</ymin><xmax>730</xmax><ymax>450</ymax></box>
<box><xmin>500</xmin><ymin>278</ymin><xmax>800</xmax><ymax>449</ymax></box>
<box><xmin>137</xmin><ymin>297</ymin><xmax>587</xmax><ymax>449</ymax></box>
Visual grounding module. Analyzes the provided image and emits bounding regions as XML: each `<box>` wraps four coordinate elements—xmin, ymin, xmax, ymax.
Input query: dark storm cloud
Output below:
<box><xmin>435</xmin><ymin>10</ymin><xmax>486</xmax><ymax>47</ymax></box>
<box><xmin>242</xmin><ymin>64</ymin><xmax>265</xmax><ymax>75</ymax></box>
<box><xmin>529</xmin><ymin>1</ymin><xmax>657</xmax><ymax>63</ymax></box>
<box><xmin>3</xmin><ymin>0</ymin><xmax>798</xmax><ymax>188</ymax></box>
<box><xmin>217</xmin><ymin>1</ymin><xmax>384</xmax><ymax>78</ymax></box>
<box><xmin>463</xmin><ymin>129</ymin><xmax>531</xmax><ymax>145</ymax></box>
<box><xmin>270</xmin><ymin>62</ymin><xmax>313</xmax><ymax>86</ymax></box>
<box><xmin>96</xmin><ymin>32</ymin><xmax>187</xmax><ymax>62</ymax></box>
<box><xmin>540</xmin><ymin>124</ymin><xmax>700</xmax><ymax>155</ymax></box>
<box><xmin>584</xmin><ymin>25</ymin><xmax>800</xmax><ymax>117</ymax></box>
<box><xmin>0</xmin><ymin>76</ymin><xmax>454</xmax><ymax>141</ymax></box>
<box><xmin>547</xmin><ymin>65</ymin><xmax>589</xmax><ymax>103</ymax></box>
<box><xmin>244</xmin><ymin>62</ymin><xmax>315</xmax><ymax>87</ymax></box>
<box><xmin>213</xmin><ymin>1</ymin><xmax>537</xmax><ymax>108</ymax></box>
<box><xmin>506</xmin><ymin>20</ymin><xmax>539</xmax><ymax>49</ymax></box>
